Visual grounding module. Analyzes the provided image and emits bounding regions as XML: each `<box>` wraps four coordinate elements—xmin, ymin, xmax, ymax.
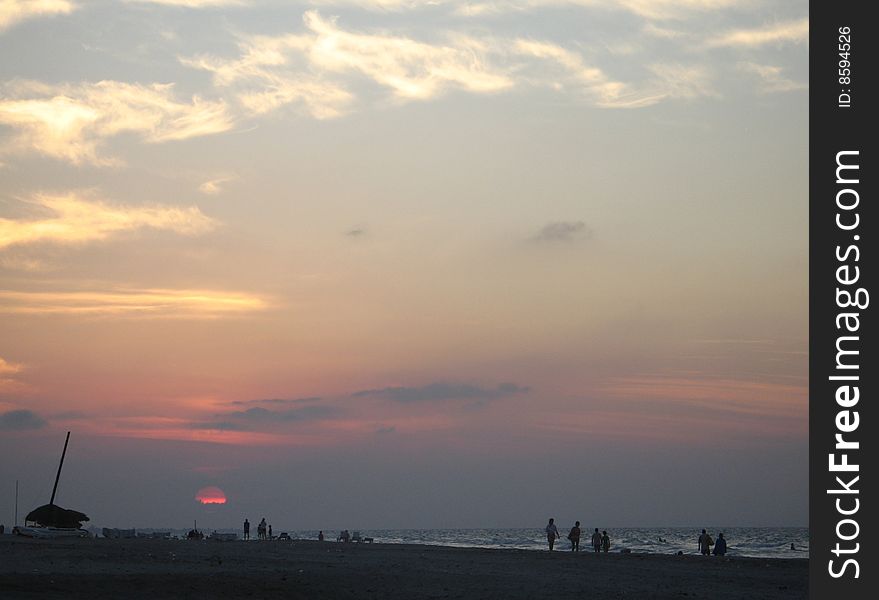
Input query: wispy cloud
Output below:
<box><xmin>646</xmin><ymin>62</ymin><xmax>717</xmax><ymax>100</ymax></box>
<box><xmin>229</xmin><ymin>397</ymin><xmax>323</xmax><ymax>406</ymax></box>
<box><xmin>0</xmin><ymin>80</ymin><xmax>234</xmax><ymax>165</ymax></box>
<box><xmin>0</xmin><ymin>287</ymin><xmax>267</xmax><ymax>317</ymax></box>
<box><xmin>181</xmin><ymin>34</ymin><xmax>355</xmax><ymax>119</ymax></box>
<box><xmin>0</xmin><ymin>408</ymin><xmax>46</xmax><ymax>431</ymax></box>
<box><xmin>302</xmin><ymin>11</ymin><xmax>513</xmax><ymax>99</ymax></box>
<box><xmin>737</xmin><ymin>62</ymin><xmax>805</xmax><ymax>93</ymax></box>
<box><xmin>188</xmin><ymin>420</ymin><xmax>248</xmax><ymax>431</ymax></box>
<box><xmin>0</xmin><ymin>0</ymin><xmax>74</xmax><ymax>32</ymax></box>
<box><xmin>601</xmin><ymin>374</ymin><xmax>807</xmax><ymax>420</ymax></box>
<box><xmin>127</xmin><ymin>0</ymin><xmax>244</xmax><ymax>7</ymax></box>
<box><xmin>0</xmin><ymin>192</ymin><xmax>216</xmax><ymax>250</ymax></box>
<box><xmin>226</xmin><ymin>405</ymin><xmax>336</xmax><ymax>422</ymax></box>
<box><xmin>709</xmin><ymin>18</ymin><xmax>808</xmax><ymax>48</ymax></box>
<box><xmin>184</xmin><ymin>10</ymin><xmax>513</xmax><ymax>118</ymax></box>
<box><xmin>198</xmin><ymin>175</ymin><xmax>239</xmax><ymax>195</ymax></box>
<box><xmin>353</xmin><ymin>381</ymin><xmax>529</xmax><ymax>403</ymax></box>
<box><xmin>313</xmin><ymin>1</ymin><xmax>746</xmax><ymax>22</ymax></box>
<box><xmin>512</xmin><ymin>39</ymin><xmax>644</xmax><ymax>107</ymax></box>
<box><xmin>185</xmin><ymin>10</ymin><xmax>723</xmax><ymax>116</ymax></box>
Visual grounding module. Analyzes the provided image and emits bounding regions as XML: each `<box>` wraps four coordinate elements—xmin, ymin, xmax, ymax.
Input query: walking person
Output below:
<box><xmin>591</xmin><ymin>528</ymin><xmax>602</xmax><ymax>553</ymax></box>
<box><xmin>601</xmin><ymin>530</ymin><xmax>610</xmax><ymax>552</ymax></box>
<box><xmin>545</xmin><ymin>518</ymin><xmax>560</xmax><ymax>551</ymax></box>
<box><xmin>567</xmin><ymin>521</ymin><xmax>581</xmax><ymax>551</ymax></box>
<box><xmin>243</xmin><ymin>518</ymin><xmax>250</xmax><ymax>540</ymax></box>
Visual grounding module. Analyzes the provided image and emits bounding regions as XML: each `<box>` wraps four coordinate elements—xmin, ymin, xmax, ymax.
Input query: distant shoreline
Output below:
<box><xmin>0</xmin><ymin>536</ymin><xmax>808</xmax><ymax>599</ymax></box>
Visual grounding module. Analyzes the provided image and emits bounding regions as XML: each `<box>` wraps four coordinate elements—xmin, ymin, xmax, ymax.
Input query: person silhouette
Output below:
<box><xmin>545</xmin><ymin>518</ymin><xmax>560</xmax><ymax>551</ymax></box>
<box><xmin>592</xmin><ymin>528</ymin><xmax>601</xmax><ymax>553</ymax></box>
<box><xmin>567</xmin><ymin>521</ymin><xmax>581</xmax><ymax>551</ymax></box>
<box><xmin>698</xmin><ymin>529</ymin><xmax>712</xmax><ymax>555</ymax></box>
<box><xmin>243</xmin><ymin>519</ymin><xmax>250</xmax><ymax>540</ymax></box>
<box><xmin>712</xmin><ymin>533</ymin><xmax>727</xmax><ymax>556</ymax></box>
<box><xmin>601</xmin><ymin>531</ymin><xmax>610</xmax><ymax>552</ymax></box>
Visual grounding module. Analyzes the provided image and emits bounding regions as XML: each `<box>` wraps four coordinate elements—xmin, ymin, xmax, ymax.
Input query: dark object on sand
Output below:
<box><xmin>23</xmin><ymin>432</ymin><xmax>90</xmax><ymax>529</ymax></box>
<box><xmin>25</xmin><ymin>504</ymin><xmax>89</xmax><ymax>529</ymax></box>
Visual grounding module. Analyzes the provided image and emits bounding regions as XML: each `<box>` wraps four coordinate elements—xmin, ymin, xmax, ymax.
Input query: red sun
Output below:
<box><xmin>195</xmin><ymin>486</ymin><xmax>227</xmax><ymax>505</ymax></box>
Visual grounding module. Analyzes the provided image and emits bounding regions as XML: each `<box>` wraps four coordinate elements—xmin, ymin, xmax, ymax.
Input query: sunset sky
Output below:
<box><xmin>1</xmin><ymin>0</ymin><xmax>807</xmax><ymax>531</ymax></box>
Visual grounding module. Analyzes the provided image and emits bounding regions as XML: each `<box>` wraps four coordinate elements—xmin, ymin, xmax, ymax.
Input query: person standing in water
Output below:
<box><xmin>545</xmin><ymin>518</ymin><xmax>560</xmax><ymax>551</ymax></box>
<box><xmin>601</xmin><ymin>531</ymin><xmax>610</xmax><ymax>552</ymax></box>
<box><xmin>591</xmin><ymin>528</ymin><xmax>602</xmax><ymax>553</ymax></box>
<box><xmin>698</xmin><ymin>529</ymin><xmax>712</xmax><ymax>555</ymax></box>
<box><xmin>712</xmin><ymin>533</ymin><xmax>727</xmax><ymax>556</ymax></box>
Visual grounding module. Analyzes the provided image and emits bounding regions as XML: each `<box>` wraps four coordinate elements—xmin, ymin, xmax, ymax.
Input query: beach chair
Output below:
<box><xmin>352</xmin><ymin>531</ymin><xmax>363</xmax><ymax>543</ymax></box>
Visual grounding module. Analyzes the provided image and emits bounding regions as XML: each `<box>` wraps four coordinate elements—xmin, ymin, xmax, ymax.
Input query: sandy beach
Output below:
<box><xmin>0</xmin><ymin>537</ymin><xmax>807</xmax><ymax>599</ymax></box>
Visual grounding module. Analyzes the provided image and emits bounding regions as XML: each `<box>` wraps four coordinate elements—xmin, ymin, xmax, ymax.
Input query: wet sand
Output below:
<box><xmin>0</xmin><ymin>537</ymin><xmax>807</xmax><ymax>599</ymax></box>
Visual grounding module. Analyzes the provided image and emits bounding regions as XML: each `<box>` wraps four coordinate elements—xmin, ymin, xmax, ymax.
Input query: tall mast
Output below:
<box><xmin>49</xmin><ymin>431</ymin><xmax>71</xmax><ymax>506</ymax></box>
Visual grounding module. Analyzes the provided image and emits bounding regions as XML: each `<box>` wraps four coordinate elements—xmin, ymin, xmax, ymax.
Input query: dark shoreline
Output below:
<box><xmin>0</xmin><ymin>536</ymin><xmax>808</xmax><ymax>599</ymax></box>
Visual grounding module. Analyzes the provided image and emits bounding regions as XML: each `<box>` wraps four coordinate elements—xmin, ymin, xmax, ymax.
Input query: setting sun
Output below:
<box><xmin>195</xmin><ymin>486</ymin><xmax>227</xmax><ymax>505</ymax></box>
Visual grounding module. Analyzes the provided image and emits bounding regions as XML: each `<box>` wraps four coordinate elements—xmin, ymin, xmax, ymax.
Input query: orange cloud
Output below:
<box><xmin>0</xmin><ymin>287</ymin><xmax>267</xmax><ymax>317</ymax></box>
<box><xmin>0</xmin><ymin>356</ymin><xmax>25</xmax><ymax>392</ymax></box>
<box><xmin>0</xmin><ymin>0</ymin><xmax>74</xmax><ymax>32</ymax></box>
<box><xmin>0</xmin><ymin>192</ymin><xmax>216</xmax><ymax>250</ymax></box>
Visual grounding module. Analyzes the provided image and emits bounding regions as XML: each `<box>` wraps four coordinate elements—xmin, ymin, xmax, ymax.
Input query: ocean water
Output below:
<box><xmin>111</xmin><ymin>527</ymin><xmax>809</xmax><ymax>559</ymax></box>
<box><xmin>279</xmin><ymin>527</ymin><xmax>809</xmax><ymax>559</ymax></box>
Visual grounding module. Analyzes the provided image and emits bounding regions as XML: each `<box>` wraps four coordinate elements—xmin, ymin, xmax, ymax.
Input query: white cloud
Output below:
<box><xmin>737</xmin><ymin>62</ymin><xmax>805</xmax><ymax>93</ymax></box>
<box><xmin>0</xmin><ymin>0</ymin><xmax>74</xmax><ymax>32</ymax></box>
<box><xmin>709</xmin><ymin>18</ymin><xmax>808</xmax><ymax>48</ymax></box>
<box><xmin>0</xmin><ymin>191</ymin><xmax>217</xmax><ymax>249</ymax></box>
<box><xmin>302</xmin><ymin>11</ymin><xmax>513</xmax><ymax>99</ymax></box>
<box><xmin>183</xmin><ymin>10</ymin><xmax>736</xmax><ymax>115</ymax></box>
<box><xmin>647</xmin><ymin>62</ymin><xmax>717</xmax><ymax>100</ymax></box>
<box><xmin>0</xmin><ymin>80</ymin><xmax>234</xmax><ymax>165</ymax></box>
<box><xmin>184</xmin><ymin>10</ymin><xmax>513</xmax><ymax>118</ymax></box>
